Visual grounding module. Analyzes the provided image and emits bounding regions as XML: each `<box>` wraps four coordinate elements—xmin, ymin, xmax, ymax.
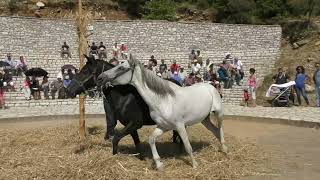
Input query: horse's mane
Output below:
<box><xmin>133</xmin><ymin>58</ymin><xmax>176</xmax><ymax>97</ymax></box>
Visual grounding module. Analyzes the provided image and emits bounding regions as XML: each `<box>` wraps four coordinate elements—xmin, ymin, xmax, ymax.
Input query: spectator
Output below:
<box><xmin>217</xmin><ymin>64</ymin><xmax>230</xmax><ymax>89</ymax></box>
<box><xmin>112</xmin><ymin>42</ymin><xmax>119</xmax><ymax>59</ymax></box>
<box><xmin>4</xmin><ymin>53</ymin><xmax>15</xmax><ymax>70</ymax></box>
<box><xmin>273</xmin><ymin>67</ymin><xmax>289</xmax><ymax>84</ymax></box>
<box><xmin>247</xmin><ymin>68</ymin><xmax>257</xmax><ymax>107</ymax></box>
<box><xmin>15</xmin><ymin>56</ymin><xmax>28</xmax><ymax>75</ymax></box>
<box><xmin>195</xmin><ymin>50</ymin><xmax>203</xmax><ymax>66</ymax></box>
<box><xmin>0</xmin><ymin>72</ymin><xmax>6</xmax><ymax>109</ymax></box>
<box><xmin>3</xmin><ymin>69</ymin><xmax>14</xmax><ymax>92</ymax></box>
<box><xmin>90</xmin><ymin>42</ymin><xmax>98</xmax><ymax>55</ymax></box>
<box><xmin>189</xmin><ymin>49</ymin><xmax>196</xmax><ymax>64</ymax></box>
<box><xmin>159</xmin><ymin>59</ymin><xmax>167</xmax><ymax>73</ymax></box>
<box><xmin>22</xmin><ymin>76</ymin><xmax>31</xmax><ymax>100</ymax></box>
<box><xmin>243</xmin><ymin>87</ymin><xmax>250</xmax><ymax>107</ymax></box>
<box><xmin>50</xmin><ymin>77</ymin><xmax>63</xmax><ymax>100</ymax></box>
<box><xmin>61</xmin><ymin>42</ymin><xmax>71</xmax><ymax>58</ymax></box>
<box><xmin>225</xmin><ymin>52</ymin><xmax>233</xmax><ymax>63</ymax></box>
<box><xmin>160</xmin><ymin>69</ymin><xmax>170</xmax><ymax>79</ymax></box>
<box><xmin>63</xmin><ymin>75</ymin><xmax>71</xmax><ymax>98</ymax></box>
<box><xmin>203</xmin><ymin>59</ymin><xmax>211</xmax><ymax>81</ymax></box>
<box><xmin>98</xmin><ymin>42</ymin><xmax>107</xmax><ymax>60</ymax></box>
<box><xmin>149</xmin><ymin>55</ymin><xmax>157</xmax><ymax>67</ymax></box>
<box><xmin>171</xmin><ymin>71</ymin><xmax>183</xmax><ymax>85</ymax></box>
<box><xmin>30</xmin><ymin>76</ymin><xmax>41</xmax><ymax>100</ymax></box>
<box><xmin>210</xmin><ymin>72</ymin><xmax>222</xmax><ymax>97</ymax></box>
<box><xmin>313</xmin><ymin>62</ymin><xmax>320</xmax><ymax>107</ymax></box>
<box><xmin>67</xmin><ymin>69</ymin><xmax>74</xmax><ymax>80</ymax></box>
<box><xmin>295</xmin><ymin>66</ymin><xmax>309</xmax><ymax>106</ymax></box>
<box><xmin>120</xmin><ymin>43</ymin><xmax>128</xmax><ymax>59</ymax></box>
<box><xmin>41</xmin><ymin>76</ymin><xmax>50</xmax><ymax>99</ymax></box>
<box><xmin>184</xmin><ymin>73</ymin><xmax>196</xmax><ymax>86</ymax></box>
<box><xmin>170</xmin><ymin>60</ymin><xmax>180</xmax><ymax>74</ymax></box>
<box><xmin>179</xmin><ymin>66</ymin><xmax>187</xmax><ymax>82</ymax></box>
<box><xmin>233</xmin><ymin>57</ymin><xmax>244</xmax><ymax>85</ymax></box>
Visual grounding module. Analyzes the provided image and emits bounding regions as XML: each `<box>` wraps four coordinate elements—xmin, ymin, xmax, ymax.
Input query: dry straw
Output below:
<box><xmin>0</xmin><ymin>121</ymin><xmax>273</xmax><ymax>179</ymax></box>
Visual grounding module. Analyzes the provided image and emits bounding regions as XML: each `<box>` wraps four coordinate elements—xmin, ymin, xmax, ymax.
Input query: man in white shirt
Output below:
<box><xmin>232</xmin><ymin>57</ymin><xmax>244</xmax><ymax>85</ymax></box>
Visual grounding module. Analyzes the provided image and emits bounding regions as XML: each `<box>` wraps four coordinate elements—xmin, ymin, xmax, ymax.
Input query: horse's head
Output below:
<box><xmin>67</xmin><ymin>54</ymin><xmax>114</xmax><ymax>97</ymax></box>
<box><xmin>97</xmin><ymin>54</ymin><xmax>136</xmax><ymax>87</ymax></box>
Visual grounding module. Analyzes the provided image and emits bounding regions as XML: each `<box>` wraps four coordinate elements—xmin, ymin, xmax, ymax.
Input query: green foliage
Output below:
<box><xmin>215</xmin><ymin>0</ymin><xmax>255</xmax><ymax>24</ymax></box>
<box><xmin>143</xmin><ymin>0</ymin><xmax>177</xmax><ymax>21</ymax></box>
<box><xmin>255</xmin><ymin>0</ymin><xmax>289</xmax><ymax>19</ymax></box>
<box><xmin>8</xmin><ymin>0</ymin><xmax>18</xmax><ymax>13</ymax></box>
<box><xmin>117</xmin><ymin>0</ymin><xmax>147</xmax><ymax>18</ymax></box>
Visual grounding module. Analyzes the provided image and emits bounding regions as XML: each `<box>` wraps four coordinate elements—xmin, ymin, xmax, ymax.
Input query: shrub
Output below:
<box><xmin>143</xmin><ymin>0</ymin><xmax>176</xmax><ymax>21</ymax></box>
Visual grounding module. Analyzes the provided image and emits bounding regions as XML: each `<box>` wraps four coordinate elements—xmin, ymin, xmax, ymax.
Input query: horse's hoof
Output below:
<box><xmin>192</xmin><ymin>161</ymin><xmax>199</xmax><ymax>169</ymax></box>
<box><xmin>156</xmin><ymin>161</ymin><xmax>164</xmax><ymax>171</ymax></box>
<box><xmin>221</xmin><ymin>144</ymin><xmax>228</xmax><ymax>153</ymax></box>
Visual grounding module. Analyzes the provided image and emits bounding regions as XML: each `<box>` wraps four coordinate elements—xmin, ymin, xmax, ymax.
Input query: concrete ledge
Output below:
<box><xmin>226</xmin><ymin>115</ymin><xmax>320</xmax><ymax>129</ymax></box>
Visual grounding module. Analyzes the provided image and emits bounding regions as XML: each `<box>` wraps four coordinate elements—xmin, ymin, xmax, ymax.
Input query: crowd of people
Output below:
<box><xmin>1</xmin><ymin>43</ymin><xmax>320</xmax><ymax>109</ymax></box>
<box><xmin>271</xmin><ymin>63</ymin><xmax>320</xmax><ymax>107</ymax></box>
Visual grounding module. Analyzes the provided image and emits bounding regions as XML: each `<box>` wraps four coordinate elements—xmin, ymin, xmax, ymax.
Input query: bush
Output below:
<box><xmin>196</xmin><ymin>0</ymin><xmax>211</xmax><ymax>10</ymax></box>
<box><xmin>143</xmin><ymin>0</ymin><xmax>176</xmax><ymax>21</ymax></box>
<box><xmin>8</xmin><ymin>0</ymin><xmax>18</xmax><ymax>13</ymax></box>
<box><xmin>215</xmin><ymin>0</ymin><xmax>255</xmax><ymax>24</ymax></box>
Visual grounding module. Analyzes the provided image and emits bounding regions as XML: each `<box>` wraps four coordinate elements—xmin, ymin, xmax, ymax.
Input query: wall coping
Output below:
<box><xmin>0</xmin><ymin>15</ymin><xmax>281</xmax><ymax>28</ymax></box>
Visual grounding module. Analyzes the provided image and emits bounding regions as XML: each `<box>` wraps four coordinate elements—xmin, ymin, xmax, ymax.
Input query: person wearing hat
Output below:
<box><xmin>50</xmin><ymin>76</ymin><xmax>63</xmax><ymax>100</ymax></box>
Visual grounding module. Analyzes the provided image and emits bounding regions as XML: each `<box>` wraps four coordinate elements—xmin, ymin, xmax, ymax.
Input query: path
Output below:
<box><xmin>1</xmin><ymin>105</ymin><xmax>319</xmax><ymax>125</ymax></box>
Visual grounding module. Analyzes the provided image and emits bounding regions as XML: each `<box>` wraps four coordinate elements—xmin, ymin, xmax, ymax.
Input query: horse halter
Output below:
<box><xmin>73</xmin><ymin>64</ymin><xmax>105</xmax><ymax>94</ymax></box>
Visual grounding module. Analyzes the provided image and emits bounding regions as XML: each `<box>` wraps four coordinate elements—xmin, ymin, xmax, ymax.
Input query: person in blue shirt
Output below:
<box><xmin>313</xmin><ymin>63</ymin><xmax>320</xmax><ymax>107</ymax></box>
<box><xmin>170</xmin><ymin>71</ymin><xmax>183</xmax><ymax>86</ymax></box>
<box><xmin>295</xmin><ymin>66</ymin><xmax>309</xmax><ymax>106</ymax></box>
<box><xmin>217</xmin><ymin>64</ymin><xmax>230</xmax><ymax>89</ymax></box>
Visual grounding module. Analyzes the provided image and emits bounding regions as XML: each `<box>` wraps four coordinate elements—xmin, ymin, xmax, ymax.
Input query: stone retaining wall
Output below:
<box><xmin>0</xmin><ymin>16</ymin><xmax>282</xmax><ymax>106</ymax></box>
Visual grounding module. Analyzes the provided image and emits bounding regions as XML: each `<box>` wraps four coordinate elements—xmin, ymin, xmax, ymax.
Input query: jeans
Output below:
<box><xmin>316</xmin><ymin>85</ymin><xmax>320</xmax><ymax>106</ymax></box>
<box><xmin>295</xmin><ymin>86</ymin><xmax>309</xmax><ymax>105</ymax></box>
<box><xmin>103</xmin><ymin>93</ymin><xmax>117</xmax><ymax>139</ymax></box>
<box><xmin>43</xmin><ymin>86</ymin><xmax>49</xmax><ymax>99</ymax></box>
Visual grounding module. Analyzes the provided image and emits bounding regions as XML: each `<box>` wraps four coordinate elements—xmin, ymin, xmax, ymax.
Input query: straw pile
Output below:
<box><xmin>0</xmin><ymin>123</ymin><xmax>271</xmax><ymax>179</ymax></box>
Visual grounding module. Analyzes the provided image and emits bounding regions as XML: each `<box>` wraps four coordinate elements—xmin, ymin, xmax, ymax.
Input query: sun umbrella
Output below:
<box><xmin>61</xmin><ymin>64</ymin><xmax>76</xmax><ymax>70</ymax></box>
<box><xmin>24</xmin><ymin>68</ymin><xmax>48</xmax><ymax>77</ymax></box>
<box><xmin>0</xmin><ymin>61</ymin><xmax>11</xmax><ymax>67</ymax></box>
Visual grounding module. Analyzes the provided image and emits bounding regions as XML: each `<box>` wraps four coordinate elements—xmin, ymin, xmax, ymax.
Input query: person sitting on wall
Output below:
<box><xmin>61</xmin><ymin>42</ymin><xmax>71</xmax><ymax>58</ymax></box>
<box><xmin>15</xmin><ymin>56</ymin><xmax>28</xmax><ymax>76</ymax></box>
<box><xmin>119</xmin><ymin>43</ymin><xmax>128</xmax><ymax>59</ymax></box>
<box><xmin>170</xmin><ymin>60</ymin><xmax>180</xmax><ymax>74</ymax></box>
<box><xmin>90</xmin><ymin>42</ymin><xmax>98</xmax><ymax>55</ymax></box>
<box><xmin>112</xmin><ymin>42</ymin><xmax>119</xmax><ymax>59</ymax></box>
<box><xmin>50</xmin><ymin>77</ymin><xmax>63</xmax><ymax>100</ymax></box>
<box><xmin>4</xmin><ymin>53</ymin><xmax>15</xmax><ymax>70</ymax></box>
<box><xmin>98</xmin><ymin>42</ymin><xmax>107</xmax><ymax>60</ymax></box>
<box><xmin>273</xmin><ymin>67</ymin><xmax>290</xmax><ymax>85</ymax></box>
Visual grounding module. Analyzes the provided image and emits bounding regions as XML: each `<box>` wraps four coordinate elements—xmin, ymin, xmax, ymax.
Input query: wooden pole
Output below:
<box><xmin>76</xmin><ymin>0</ymin><xmax>88</xmax><ymax>143</ymax></box>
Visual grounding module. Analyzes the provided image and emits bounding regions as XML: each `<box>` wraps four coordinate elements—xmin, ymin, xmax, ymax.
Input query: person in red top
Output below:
<box><xmin>170</xmin><ymin>60</ymin><xmax>180</xmax><ymax>74</ymax></box>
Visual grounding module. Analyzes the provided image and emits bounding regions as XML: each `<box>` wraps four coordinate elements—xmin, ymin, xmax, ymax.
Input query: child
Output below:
<box><xmin>247</xmin><ymin>68</ymin><xmax>257</xmax><ymax>107</ymax></box>
<box><xmin>243</xmin><ymin>87</ymin><xmax>250</xmax><ymax>106</ymax></box>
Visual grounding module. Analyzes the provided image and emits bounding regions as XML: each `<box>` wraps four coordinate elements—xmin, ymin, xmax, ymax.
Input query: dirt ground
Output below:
<box><xmin>0</xmin><ymin>116</ymin><xmax>319</xmax><ymax>180</ymax></box>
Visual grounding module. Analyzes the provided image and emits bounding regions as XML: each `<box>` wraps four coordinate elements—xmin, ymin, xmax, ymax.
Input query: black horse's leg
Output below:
<box><xmin>112</xmin><ymin>121</ymin><xmax>136</xmax><ymax>155</ymax></box>
<box><xmin>130</xmin><ymin>130</ymin><xmax>144</xmax><ymax>160</ymax></box>
<box><xmin>103</xmin><ymin>96</ymin><xmax>117</xmax><ymax>141</ymax></box>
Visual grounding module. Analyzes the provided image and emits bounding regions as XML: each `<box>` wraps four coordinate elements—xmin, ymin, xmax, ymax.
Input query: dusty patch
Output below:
<box><xmin>0</xmin><ymin>120</ymin><xmax>269</xmax><ymax>180</ymax></box>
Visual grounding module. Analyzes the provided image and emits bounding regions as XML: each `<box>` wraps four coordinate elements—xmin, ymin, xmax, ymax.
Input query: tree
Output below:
<box><xmin>143</xmin><ymin>0</ymin><xmax>177</xmax><ymax>21</ymax></box>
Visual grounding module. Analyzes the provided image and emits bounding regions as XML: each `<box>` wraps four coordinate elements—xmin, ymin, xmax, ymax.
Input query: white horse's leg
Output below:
<box><xmin>202</xmin><ymin>115</ymin><xmax>228</xmax><ymax>153</ymax></box>
<box><xmin>176</xmin><ymin>125</ymin><xmax>198</xmax><ymax>168</ymax></box>
<box><xmin>149</xmin><ymin>126</ymin><xmax>167</xmax><ymax>170</ymax></box>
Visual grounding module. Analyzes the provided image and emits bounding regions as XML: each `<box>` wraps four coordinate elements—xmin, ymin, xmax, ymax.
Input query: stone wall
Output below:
<box><xmin>0</xmin><ymin>16</ymin><xmax>282</xmax><ymax>106</ymax></box>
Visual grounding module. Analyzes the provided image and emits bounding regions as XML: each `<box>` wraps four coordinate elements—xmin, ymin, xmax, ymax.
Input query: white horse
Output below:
<box><xmin>97</xmin><ymin>55</ymin><xmax>228</xmax><ymax>170</ymax></box>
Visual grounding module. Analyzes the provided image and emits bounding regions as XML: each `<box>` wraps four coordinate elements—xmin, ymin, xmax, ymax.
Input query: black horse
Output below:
<box><xmin>67</xmin><ymin>55</ymin><xmax>181</xmax><ymax>159</ymax></box>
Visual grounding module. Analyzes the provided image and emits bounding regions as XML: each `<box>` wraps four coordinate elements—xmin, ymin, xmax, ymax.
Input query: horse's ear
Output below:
<box><xmin>83</xmin><ymin>54</ymin><xmax>90</xmax><ymax>61</ymax></box>
<box><xmin>128</xmin><ymin>54</ymin><xmax>135</xmax><ymax>67</ymax></box>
